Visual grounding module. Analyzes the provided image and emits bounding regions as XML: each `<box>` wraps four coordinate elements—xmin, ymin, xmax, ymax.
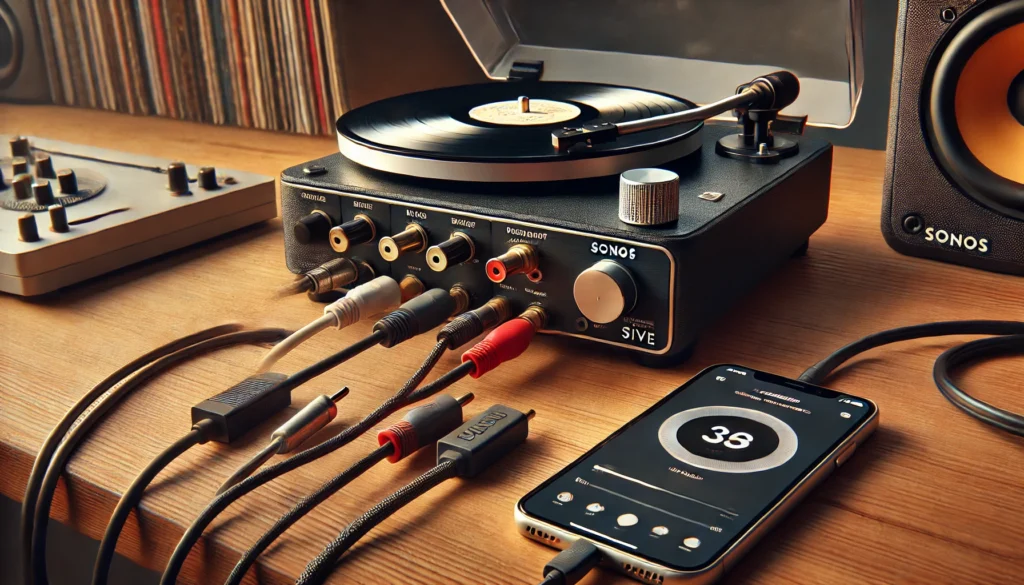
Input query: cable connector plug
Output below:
<box><xmin>323</xmin><ymin>276</ymin><xmax>402</xmax><ymax>330</ymax></box>
<box><xmin>538</xmin><ymin>539</ymin><xmax>602</xmax><ymax>585</ymax></box>
<box><xmin>461</xmin><ymin>305</ymin><xmax>546</xmax><ymax>378</ymax></box>
<box><xmin>377</xmin><ymin>393</ymin><xmax>474</xmax><ymax>463</ymax></box>
<box><xmin>279</xmin><ymin>258</ymin><xmax>359</xmax><ymax>296</ymax></box>
<box><xmin>191</xmin><ymin>373</ymin><xmax>291</xmax><ymax>444</ymax></box>
<box><xmin>373</xmin><ymin>288</ymin><xmax>457</xmax><ymax>348</ymax></box>
<box><xmin>437</xmin><ymin>404</ymin><xmax>534</xmax><ymax>478</ymax></box>
<box><xmin>271</xmin><ymin>387</ymin><xmax>350</xmax><ymax>452</ymax></box>
<box><xmin>438</xmin><ymin>296</ymin><xmax>511</xmax><ymax>349</ymax></box>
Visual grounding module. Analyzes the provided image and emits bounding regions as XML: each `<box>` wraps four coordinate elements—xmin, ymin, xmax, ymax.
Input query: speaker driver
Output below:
<box><xmin>926</xmin><ymin>0</ymin><xmax>1024</xmax><ymax>220</ymax></box>
<box><xmin>0</xmin><ymin>1</ymin><xmax>24</xmax><ymax>89</ymax></box>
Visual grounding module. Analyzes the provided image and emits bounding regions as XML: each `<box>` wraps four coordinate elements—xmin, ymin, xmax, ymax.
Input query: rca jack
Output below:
<box><xmin>379</xmin><ymin>223</ymin><xmax>428</xmax><ymax>261</ymax></box>
<box><xmin>485</xmin><ymin>243</ymin><xmax>538</xmax><ymax>283</ymax></box>
<box><xmin>426</xmin><ymin>232</ymin><xmax>475</xmax><ymax>272</ymax></box>
<box><xmin>329</xmin><ymin>214</ymin><xmax>376</xmax><ymax>253</ymax></box>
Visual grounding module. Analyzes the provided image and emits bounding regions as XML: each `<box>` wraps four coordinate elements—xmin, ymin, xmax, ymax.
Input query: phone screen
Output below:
<box><xmin>519</xmin><ymin>365</ymin><xmax>876</xmax><ymax>571</ymax></box>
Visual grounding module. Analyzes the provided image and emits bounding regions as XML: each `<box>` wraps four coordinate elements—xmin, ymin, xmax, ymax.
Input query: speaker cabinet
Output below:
<box><xmin>0</xmin><ymin>0</ymin><xmax>51</xmax><ymax>102</ymax></box>
<box><xmin>883</xmin><ymin>0</ymin><xmax>1024</xmax><ymax>275</ymax></box>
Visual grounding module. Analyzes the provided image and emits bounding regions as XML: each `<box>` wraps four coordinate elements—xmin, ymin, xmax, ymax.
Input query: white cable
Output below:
<box><xmin>256</xmin><ymin>276</ymin><xmax>402</xmax><ymax>373</ymax></box>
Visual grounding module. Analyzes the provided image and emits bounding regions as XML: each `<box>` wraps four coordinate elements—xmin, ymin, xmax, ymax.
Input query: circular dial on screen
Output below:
<box><xmin>658</xmin><ymin>406</ymin><xmax>798</xmax><ymax>473</ymax></box>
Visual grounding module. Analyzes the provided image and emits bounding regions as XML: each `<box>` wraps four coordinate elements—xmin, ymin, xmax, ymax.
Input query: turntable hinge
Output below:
<box><xmin>508</xmin><ymin>61</ymin><xmax>543</xmax><ymax>82</ymax></box>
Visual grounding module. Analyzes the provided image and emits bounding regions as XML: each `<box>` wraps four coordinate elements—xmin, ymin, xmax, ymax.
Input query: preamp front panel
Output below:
<box><xmin>281</xmin><ymin>181</ymin><xmax>676</xmax><ymax>355</ymax></box>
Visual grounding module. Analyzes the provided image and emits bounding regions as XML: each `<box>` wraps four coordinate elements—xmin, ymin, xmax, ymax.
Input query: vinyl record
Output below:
<box><xmin>336</xmin><ymin>82</ymin><xmax>703</xmax><ymax>182</ymax></box>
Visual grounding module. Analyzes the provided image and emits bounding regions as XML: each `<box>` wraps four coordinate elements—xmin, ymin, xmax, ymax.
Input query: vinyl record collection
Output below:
<box><xmin>32</xmin><ymin>0</ymin><xmax>343</xmax><ymax>135</ymax></box>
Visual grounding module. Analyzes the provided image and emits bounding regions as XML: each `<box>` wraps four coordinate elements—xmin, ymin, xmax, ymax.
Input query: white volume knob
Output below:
<box><xmin>618</xmin><ymin>168</ymin><xmax>680</xmax><ymax>226</ymax></box>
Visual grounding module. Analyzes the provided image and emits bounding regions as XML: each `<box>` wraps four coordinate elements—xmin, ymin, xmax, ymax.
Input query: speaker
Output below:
<box><xmin>0</xmin><ymin>0</ymin><xmax>51</xmax><ymax>102</ymax></box>
<box><xmin>883</xmin><ymin>0</ymin><xmax>1024</xmax><ymax>275</ymax></box>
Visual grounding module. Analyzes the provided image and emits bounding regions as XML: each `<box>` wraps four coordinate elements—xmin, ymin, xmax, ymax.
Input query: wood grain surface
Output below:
<box><xmin>1</xmin><ymin>105</ymin><xmax>1022</xmax><ymax>585</ymax></box>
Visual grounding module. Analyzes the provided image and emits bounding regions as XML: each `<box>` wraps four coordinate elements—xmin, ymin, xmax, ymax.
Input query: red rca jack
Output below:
<box><xmin>485</xmin><ymin>243</ymin><xmax>538</xmax><ymax>283</ymax></box>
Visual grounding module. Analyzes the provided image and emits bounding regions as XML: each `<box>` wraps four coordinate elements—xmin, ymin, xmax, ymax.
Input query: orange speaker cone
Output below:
<box><xmin>954</xmin><ymin>22</ymin><xmax>1024</xmax><ymax>184</ymax></box>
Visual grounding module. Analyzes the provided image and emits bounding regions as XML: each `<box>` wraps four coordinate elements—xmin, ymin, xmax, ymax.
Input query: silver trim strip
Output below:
<box><xmin>570</xmin><ymin>522</ymin><xmax>638</xmax><ymax>550</ymax></box>
<box><xmin>336</xmin><ymin>129</ymin><xmax>703</xmax><ymax>183</ymax></box>
<box><xmin>282</xmin><ymin>181</ymin><xmax>677</xmax><ymax>355</ymax></box>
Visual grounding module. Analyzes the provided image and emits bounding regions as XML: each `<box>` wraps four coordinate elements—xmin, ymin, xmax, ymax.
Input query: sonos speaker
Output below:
<box><xmin>0</xmin><ymin>0</ymin><xmax>51</xmax><ymax>102</ymax></box>
<box><xmin>883</xmin><ymin>0</ymin><xmax>1024</xmax><ymax>275</ymax></box>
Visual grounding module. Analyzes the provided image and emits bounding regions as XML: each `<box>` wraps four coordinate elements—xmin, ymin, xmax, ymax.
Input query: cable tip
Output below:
<box><xmin>456</xmin><ymin>392</ymin><xmax>475</xmax><ymax>406</ymax></box>
<box><xmin>526</xmin><ymin>409</ymin><xmax>536</xmax><ymax>421</ymax></box>
<box><xmin>276</xmin><ymin>277</ymin><xmax>312</xmax><ymax>298</ymax></box>
<box><xmin>329</xmin><ymin>386</ymin><xmax>350</xmax><ymax>403</ymax></box>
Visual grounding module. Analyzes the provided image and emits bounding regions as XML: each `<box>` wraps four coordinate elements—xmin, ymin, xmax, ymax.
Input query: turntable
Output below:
<box><xmin>280</xmin><ymin>0</ymin><xmax>864</xmax><ymax>365</ymax></box>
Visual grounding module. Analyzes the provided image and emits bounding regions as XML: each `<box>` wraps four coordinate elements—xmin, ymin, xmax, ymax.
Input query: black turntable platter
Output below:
<box><xmin>335</xmin><ymin>82</ymin><xmax>704</xmax><ymax>183</ymax></box>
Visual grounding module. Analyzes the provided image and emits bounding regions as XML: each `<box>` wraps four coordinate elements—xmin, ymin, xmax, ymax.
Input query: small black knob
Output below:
<box><xmin>293</xmin><ymin>211</ymin><xmax>333</xmax><ymax>244</ymax></box>
<box><xmin>167</xmin><ymin>162</ymin><xmax>190</xmax><ymax>194</ymax></box>
<box><xmin>198</xmin><ymin>166</ymin><xmax>219</xmax><ymax>190</ymax></box>
<box><xmin>57</xmin><ymin>169</ymin><xmax>78</xmax><ymax>194</ymax></box>
<box><xmin>18</xmin><ymin>213</ymin><xmax>40</xmax><ymax>242</ymax></box>
<box><xmin>49</xmin><ymin>204</ymin><xmax>70</xmax><ymax>233</ymax></box>
<box><xmin>12</xmin><ymin>156</ymin><xmax>28</xmax><ymax>175</ymax></box>
<box><xmin>329</xmin><ymin>214</ymin><xmax>376</xmax><ymax>253</ymax></box>
<box><xmin>34</xmin><ymin>180</ymin><xmax>55</xmax><ymax>206</ymax></box>
<box><xmin>12</xmin><ymin>174</ymin><xmax>32</xmax><ymax>200</ymax></box>
<box><xmin>426</xmin><ymin>232</ymin><xmax>475</xmax><ymax>272</ymax></box>
<box><xmin>10</xmin><ymin>136</ymin><xmax>30</xmax><ymax>158</ymax></box>
<box><xmin>34</xmin><ymin>154</ymin><xmax>56</xmax><ymax>178</ymax></box>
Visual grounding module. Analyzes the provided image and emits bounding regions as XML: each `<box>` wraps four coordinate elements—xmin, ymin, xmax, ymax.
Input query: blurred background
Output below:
<box><xmin>3</xmin><ymin>0</ymin><xmax>896</xmax><ymax>150</ymax></box>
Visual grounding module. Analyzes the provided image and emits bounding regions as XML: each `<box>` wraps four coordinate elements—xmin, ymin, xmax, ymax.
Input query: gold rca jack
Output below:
<box><xmin>378</xmin><ymin>223</ymin><xmax>428</xmax><ymax>261</ymax></box>
<box><xmin>449</xmin><ymin>284</ymin><xmax>471</xmax><ymax>315</ymax></box>
<box><xmin>399</xmin><ymin>274</ymin><xmax>425</xmax><ymax>301</ymax></box>
<box><xmin>425</xmin><ymin>232</ymin><xmax>475</xmax><ymax>272</ymax></box>
<box><xmin>485</xmin><ymin>243</ymin><xmax>538</xmax><ymax>283</ymax></box>
<box><xmin>329</xmin><ymin>214</ymin><xmax>376</xmax><ymax>253</ymax></box>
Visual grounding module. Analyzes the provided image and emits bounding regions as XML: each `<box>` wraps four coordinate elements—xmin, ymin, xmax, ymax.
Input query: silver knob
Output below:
<box><xmin>618</xmin><ymin>168</ymin><xmax>680</xmax><ymax>226</ymax></box>
<box><xmin>573</xmin><ymin>260</ymin><xmax>637</xmax><ymax>324</ymax></box>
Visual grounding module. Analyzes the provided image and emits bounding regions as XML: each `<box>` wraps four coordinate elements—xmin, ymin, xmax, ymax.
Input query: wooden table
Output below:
<box><xmin>2</xmin><ymin>106</ymin><xmax>1022</xmax><ymax>585</ymax></box>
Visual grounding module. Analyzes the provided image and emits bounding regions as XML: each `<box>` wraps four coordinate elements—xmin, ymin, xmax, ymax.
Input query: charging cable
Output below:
<box><xmin>295</xmin><ymin>403</ymin><xmax>536</xmax><ymax>585</ymax></box>
<box><xmin>21</xmin><ymin>326</ymin><xmax>291</xmax><ymax>585</ymax></box>
<box><xmin>222</xmin><ymin>393</ymin><xmax>474</xmax><ymax>585</ymax></box>
<box><xmin>159</xmin><ymin>305</ymin><xmax>545</xmax><ymax>585</ymax></box>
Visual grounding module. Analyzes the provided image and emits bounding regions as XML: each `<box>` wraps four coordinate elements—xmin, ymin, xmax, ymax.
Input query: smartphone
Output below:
<box><xmin>516</xmin><ymin>364</ymin><xmax>878</xmax><ymax>584</ymax></box>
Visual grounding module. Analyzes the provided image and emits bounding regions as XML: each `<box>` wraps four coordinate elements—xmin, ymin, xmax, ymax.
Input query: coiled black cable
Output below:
<box><xmin>223</xmin><ymin>443</ymin><xmax>395</xmax><ymax>585</ymax></box>
<box><xmin>799</xmin><ymin>320</ymin><xmax>1024</xmax><ymax>436</ymax></box>
<box><xmin>23</xmin><ymin>326</ymin><xmax>290</xmax><ymax>585</ymax></box>
<box><xmin>295</xmin><ymin>458</ymin><xmax>460</xmax><ymax>585</ymax></box>
<box><xmin>159</xmin><ymin>338</ymin><xmax>454</xmax><ymax>585</ymax></box>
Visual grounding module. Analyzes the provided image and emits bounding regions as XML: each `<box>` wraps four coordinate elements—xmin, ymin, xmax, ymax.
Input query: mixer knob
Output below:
<box><xmin>426</xmin><ymin>232</ymin><xmax>475</xmax><ymax>272</ymax></box>
<box><xmin>378</xmin><ymin>223</ymin><xmax>428</xmax><ymax>261</ymax></box>
<box><xmin>573</xmin><ymin>260</ymin><xmax>638</xmax><ymax>324</ymax></box>
<box><xmin>198</xmin><ymin>166</ymin><xmax>219</xmax><ymax>190</ymax></box>
<box><xmin>57</xmin><ymin>169</ymin><xmax>78</xmax><ymax>194</ymax></box>
<box><xmin>12</xmin><ymin>156</ymin><xmax>28</xmax><ymax>176</ymax></box>
<box><xmin>329</xmin><ymin>214</ymin><xmax>376</xmax><ymax>253</ymax></box>
<box><xmin>167</xmin><ymin>161</ymin><xmax>190</xmax><ymax>194</ymax></box>
<box><xmin>10</xmin><ymin>136</ymin><xmax>31</xmax><ymax>158</ymax></box>
<box><xmin>48</xmin><ymin>204</ymin><xmax>70</xmax><ymax>233</ymax></box>
<box><xmin>33</xmin><ymin>180</ymin><xmax>55</xmax><ymax>206</ymax></box>
<box><xmin>12</xmin><ymin>174</ymin><xmax>32</xmax><ymax>199</ymax></box>
<box><xmin>618</xmin><ymin>168</ymin><xmax>680</xmax><ymax>226</ymax></box>
<box><xmin>293</xmin><ymin>210</ymin><xmax>333</xmax><ymax>245</ymax></box>
<box><xmin>18</xmin><ymin>213</ymin><xmax>40</xmax><ymax>242</ymax></box>
<box><xmin>34</xmin><ymin>154</ymin><xmax>56</xmax><ymax>178</ymax></box>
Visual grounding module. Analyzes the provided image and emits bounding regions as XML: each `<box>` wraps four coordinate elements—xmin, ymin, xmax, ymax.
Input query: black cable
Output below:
<box><xmin>275</xmin><ymin>329</ymin><xmax>388</xmax><ymax>394</ymax></box>
<box><xmin>160</xmin><ymin>338</ymin><xmax>457</xmax><ymax>585</ymax></box>
<box><xmin>295</xmin><ymin>458</ymin><xmax>460</xmax><ymax>585</ymax></box>
<box><xmin>25</xmin><ymin>327</ymin><xmax>290</xmax><ymax>585</ymax></box>
<box><xmin>215</xmin><ymin>438</ymin><xmax>285</xmax><ymax>496</ymax></box>
<box><xmin>536</xmin><ymin>539</ymin><xmax>602</xmax><ymax>585</ymax></box>
<box><xmin>91</xmin><ymin>421</ymin><xmax>217</xmax><ymax>585</ymax></box>
<box><xmin>223</xmin><ymin>443</ymin><xmax>395</xmax><ymax>585</ymax></box>
<box><xmin>800</xmin><ymin>320</ymin><xmax>1024</xmax><ymax>437</ymax></box>
<box><xmin>934</xmin><ymin>334</ymin><xmax>1024</xmax><ymax>436</ymax></box>
<box><xmin>20</xmin><ymin>324</ymin><xmax>238</xmax><ymax>585</ymax></box>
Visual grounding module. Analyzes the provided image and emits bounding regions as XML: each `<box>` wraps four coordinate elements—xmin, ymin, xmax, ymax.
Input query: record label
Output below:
<box><xmin>468</xmin><ymin>98</ymin><xmax>581</xmax><ymax>126</ymax></box>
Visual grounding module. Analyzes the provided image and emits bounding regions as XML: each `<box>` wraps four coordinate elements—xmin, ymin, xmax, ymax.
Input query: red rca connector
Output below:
<box><xmin>485</xmin><ymin>243</ymin><xmax>538</xmax><ymax>283</ymax></box>
<box><xmin>377</xmin><ymin>393</ymin><xmax>475</xmax><ymax>462</ymax></box>
<box><xmin>461</xmin><ymin>305</ymin><xmax>546</xmax><ymax>378</ymax></box>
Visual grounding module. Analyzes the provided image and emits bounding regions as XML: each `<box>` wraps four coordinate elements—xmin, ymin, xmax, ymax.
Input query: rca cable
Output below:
<box><xmin>295</xmin><ymin>403</ymin><xmax>536</xmax><ymax>585</ymax></box>
<box><xmin>159</xmin><ymin>305</ymin><xmax>547</xmax><ymax>585</ymax></box>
